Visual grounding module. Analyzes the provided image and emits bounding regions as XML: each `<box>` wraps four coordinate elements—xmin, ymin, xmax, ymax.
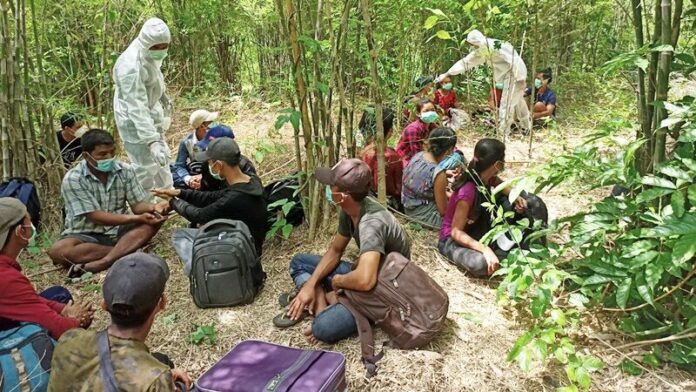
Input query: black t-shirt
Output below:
<box><xmin>56</xmin><ymin>131</ymin><xmax>82</xmax><ymax>168</ymax></box>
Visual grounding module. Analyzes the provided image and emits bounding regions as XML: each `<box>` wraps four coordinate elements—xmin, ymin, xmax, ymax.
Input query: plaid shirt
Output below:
<box><xmin>396</xmin><ymin>119</ymin><xmax>432</xmax><ymax>167</ymax></box>
<box><xmin>62</xmin><ymin>160</ymin><xmax>149</xmax><ymax>236</ymax></box>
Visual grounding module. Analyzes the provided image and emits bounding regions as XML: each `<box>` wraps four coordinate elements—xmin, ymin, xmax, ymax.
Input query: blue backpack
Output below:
<box><xmin>0</xmin><ymin>178</ymin><xmax>41</xmax><ymax>229</ymax></box>
<box><xmin>0</xmin><ymin>323</ymin><xmax>55</xmax><ymax>392</ymax></box>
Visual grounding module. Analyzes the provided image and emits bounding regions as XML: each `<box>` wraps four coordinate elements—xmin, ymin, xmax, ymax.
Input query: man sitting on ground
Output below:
<box><xmin>56</xmin><ymin>112</ymin><xmax>86</xmax><ymax>168</ymax></box>
<box><xmin>277</xmin><ymin>159</ymin><xmax>411</xmax><ymax>344</ymax></box>
<box><xmin>0</xmin><ymin>198</ymin><xmax>93</xmax><ymax>339</ymax></box>
<box><xmin>48</xmin><ymin>129</ymin><xmax>167</xmax><ymax>276</ymax></box>
<box><xmin>48</xmin><ymin>252</ymin><xmax>192</xmax><ymax>391</ymax></box>
<box><xmin>171</xmin><ymin>109</ymin><xmax>219</xmax><ymax>190</ymax></box>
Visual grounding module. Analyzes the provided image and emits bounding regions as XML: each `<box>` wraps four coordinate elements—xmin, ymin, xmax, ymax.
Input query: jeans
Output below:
<box><xmin>288</xmin><ymin>254</ymin><xmax>357</xmax><ymax>343</ymax></box>
<box><xmin>39</xmin><ymin>286</ymin><xmax>73</xmax><ymax>304</ymax></box>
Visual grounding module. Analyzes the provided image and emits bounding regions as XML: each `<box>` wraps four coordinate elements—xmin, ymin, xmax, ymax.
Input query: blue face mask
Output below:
<box><xmin>420</xmin><ymin>111</ymin><xmax>439</xmax><ymax>124</ymax></box>
<box><xmin>87</xmin><ymin>153</ymin><xmax>115</xmax><ymax>173</ymax></box>
<box><xmin>534</xmin><ymin>78</ymin><xmax>542</xmax><ymax>89</ymax></box>
<box><xmin>208</xmin><ymin>162</ymin><xmax>223</xmax><ymax>181</ymax></box>
<box><xmin>495</xmin><ymin>82</ymin><xmax>504</xmax><ymax>90</ymax></box>
<box><xmin>325</xmin><ymin>185</ymin><xmax>335</xmax><ymax>204</ymax></box>
<box><xmin>442</xmin><ymin>83</ymin><xmax>453</xmax><ymax>91</ymax></box>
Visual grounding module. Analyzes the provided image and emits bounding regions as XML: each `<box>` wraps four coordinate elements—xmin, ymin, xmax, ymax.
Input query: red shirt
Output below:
<box><xmin>489</xmin><ymin>88</ymin><xmax>503</xmax><ymax>108</ymax></box>
<box><xmin>396</xmin><ymin>119</ymin><xmax>433</xmax><ymax>168</ymax></box>
<box><xmin>0</xmin><ymin>255</ymin><xmax>79</xmax><ymax>338</ymax></box>
<box><xmin>434</xmin><ymin>90</ymin><xmax>458</xmax><ymax>114</ymax></box>
<box><xmin>361</xmin><ymin>145</ymin><xmax>403</xmax><ymax>199</ymax></box>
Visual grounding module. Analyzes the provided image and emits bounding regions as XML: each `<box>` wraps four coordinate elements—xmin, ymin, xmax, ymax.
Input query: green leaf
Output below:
<box><xmin>575</xmin><ymin>366</ymin><xmax>591</xmax><ymax>389</ymax></box>
<box><xmin>425</xmin><ymin>7</ymin><xmax>447</xmax><ymax>18</ymax></box>
<box><xmin>568</xmin><ymin>293</ymin><xmax>589</xmax><ymax>309</ymax></box>
<box><xmin>435</xmin><ymin>30</ymin><xmax>452</xmax><ymax>40</ymax></box>
<box><xmin>281</xmin><ymin>223</ymin><xmax>293</xmax><ymax>238</ymax></box>
<box><xmin>620</xmin><ymin>359</ymin><xmax>643</xmax><ymax>375</ymax></box>
<box><xmin>517</xmin><ymin>347</ymin><xmax>533</xmax><ymax>373</ymax></box>
<box><xmin>582</xmin><ymin>356</ymin><xmax>603</xmax><ymax>372</ymax></box>
<box><xmin>615</xmin><ymin>277</ymin><xmax>632</xmax><ymax>309</ymax></box>
<box><xmin>550</xmin><ymin>309</ymin><xmax>567</xmax><ymax>327</ymax></box>
<box><xmin>641</xmin><ymin>176</ymin><xmax>676</xmax><ymax>189</ymax></box>
<box><xmin>507</xmin><ymin>332</ymin><xmax>533</xmax><ymax>362</ymax></box>
<box><xmin>635</xmin><ymin>271</ymin><xmax>654</xmax><ymax>305</ymax></box>
<box><xmin>672</xmin><ymin>233</ymin><xmax>696</xmax><ymax>265</ymax></box>
<box><xmin>688</xmin><ymin>185</ymin><xmax>696</xmax><ymax>206</ymax></box>
<box><xmin>628</xmin><ymin>250</ymin><xmax>658</xmax><ymax>270</ymax></box>
<box><xmin>621</xmin><ymin>240</ymin><xmax>658</xmax><ymax>258</ymax></box>
<box><xmin>557</xmin><ymin>386</ymin><xmax>579</xmax><ymax>392</ymax></box>
<box><xmin>424</xmin><ymin>15</ymin><xmax>439</xmax><ymax>29</ymax></box>
<box><xmin>281</xmin><ymin>201</ymin><xmax>295</xmax><ymax>216</ymax></box>
<box><xmin>645</xmin><ymin>262</ymin><xmax>663</xmax><ymax>291</ymax></box>
<box><xmin>642</xmin><ymin>353</ymin><xmax>662</xmax><ymax>367</ymax></box>
<box><xmin>290</xmin><ymin>111</ymin><xmax>301</xmax><ymax>130</ymax></box>
<box><xmin>634</xmin><ymin>57</ymin><xmax>649</xmax><ymax>71</ymax></box>
<box><xmin>636</xmin><ymin>188</ymin><xmax>674</xmax><ymax>203</ymax></box>
<box><xmin>660</xmin><ymin>166</ymin><xmax>692</xmax><ymax>182</ymax></box>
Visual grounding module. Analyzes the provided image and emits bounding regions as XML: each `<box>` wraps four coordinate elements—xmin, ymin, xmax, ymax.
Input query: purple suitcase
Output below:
<box><xmin>193</xmin><ymin>340</ymin><xmax>347</xmax><ymax>392</ymax></box>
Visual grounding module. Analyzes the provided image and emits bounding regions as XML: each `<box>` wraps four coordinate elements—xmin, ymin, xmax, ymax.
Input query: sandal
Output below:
<box><xmin>67</xmin><ymin>264</ymin><xmax>88</xmax><ymax>279</ymax></box>
<box><xmin>273</xmin><ymin>309</ymin><xmax>308</xmax><ymax>329</ymax></box>
<box><xmin>278</xmin><ymin>291</ymin><xmax>297</xmax><ymax>308</ymax></box>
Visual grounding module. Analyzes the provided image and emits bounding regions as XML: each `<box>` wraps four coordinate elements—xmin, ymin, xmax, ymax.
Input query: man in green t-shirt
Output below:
<box><xmin>278</xmin><ymin>159</ymin><xmax>411</xmax><ymax>344</ymax></box>
<box><xmin>48</xmin><ymin>253</ymin><xmax>191</xmax><ymax>391</ymax></box>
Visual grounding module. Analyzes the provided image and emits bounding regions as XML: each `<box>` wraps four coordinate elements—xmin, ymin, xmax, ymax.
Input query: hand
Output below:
<box><xmin>171</xmin><ymin>368</ymin><xmax>192</xmax><ymax>391</ymax></box>
<box><xmin>483</xmin><ymin>248</ymin><xmax>500</xmax><ymax>275</ymax></box>
<box><xmin>287</xmin><ymin>284</ymin><xmax>316</xmax><ymax>320</ymax></box>
<box><xmin>187</xmin><ymin>175</ymin><xmax>202</xmax><ymax>190</ymax></box>
<box><xmin>513</xmin><ymin>196</ymin><xmax>528</xmax><ymax>214</ymax></box>
<box><xmin>149</xmin><ymin>141</ymin><xmax>170</xmax><ymax>167</ymax></box>
<box><xmin>138</xmin><ymin>212</ymin><xmax>168</xmax><ymax>226</ymax></box>
<box><xmin>435</xmin><ymin>72</ymin><xmax>449</xmax><ymax>84</ymax></box>
<box><xmin>154</xmin><ymin>201</ymin><xmax>171</xmax><ymax>215</ymax></box>
<box><xmin>62</xmin><ymin>300</ymin><xmax>94</xmax><ymax>327</ymax></box>
<box><xmin>151</xmin><ymin>188</ymin><xmax>180</xmax><ymax>199</ymax></box>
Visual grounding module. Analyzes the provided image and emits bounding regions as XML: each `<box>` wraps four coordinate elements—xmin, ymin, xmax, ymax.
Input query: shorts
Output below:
<box><xmin>61</xmin><ymin>225</ymin><xmax>135</xmax><ymax>247</ymax></box>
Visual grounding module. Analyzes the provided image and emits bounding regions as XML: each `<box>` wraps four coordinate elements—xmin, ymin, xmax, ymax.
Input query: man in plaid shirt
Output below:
<box><xmin>48</xmin><ymin>129</ymin><xmax>167</xmax><ymax>276</ymax></box>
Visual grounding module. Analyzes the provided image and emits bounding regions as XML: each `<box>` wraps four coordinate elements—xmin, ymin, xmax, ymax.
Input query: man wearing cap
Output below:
<box><xmin>48</xmin><ymin>253</ymin><xmax>192</xmax><ymax>391</ymax></box>
<box><xmin>281</xmin><ymin>159</ymin><xmax>411</xmax><ymax>344</ymax></box>
<box><xmin>170</xmin><ymin>109</ymin><xmax>219</xmax><ymax>190</ymax></box>
<box><xmin>0</xmin><ymin>198</ymin><xmax>94</xmax><ymax>339</ymax></box>
<box><xmin>152</xmin><ymin>138</ymin><xmax>267</xmax><ymax>285</ymax></box>
<box><xmin>194</xmin><ymin>124</ymin><xmax>259</xmax><ymax>192</ymax></box>
<box><xmin>48</xmin><ymin>129</ymin><xmax>167</xmax><ymax>276</ymax></box>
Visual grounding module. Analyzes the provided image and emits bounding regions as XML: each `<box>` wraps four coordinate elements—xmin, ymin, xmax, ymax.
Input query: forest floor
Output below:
<box><xmin>27</xmin><ymin>92</ymin><xmax>696</xmax><ymax>391</ymax></box>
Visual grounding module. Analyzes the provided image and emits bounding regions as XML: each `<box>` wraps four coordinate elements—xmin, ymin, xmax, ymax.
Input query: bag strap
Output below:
<box><xmin>337</xmin><ymin>296</ymin><xmax>384</xmax><ymax>377</ymax></box>
<box><xmin>96</xmin><ymin>330</ymin><xmax>121</xmax><ymax>392</ymax></box>
<box><xmin>0</xmin><ymin>180</ymin><xmax>22</xmax><ymax>198</ymax></box>
<box><xmin>17</xmin><ymin>183</ymin><xmax>34</xmax><ymax>206</ymax></box>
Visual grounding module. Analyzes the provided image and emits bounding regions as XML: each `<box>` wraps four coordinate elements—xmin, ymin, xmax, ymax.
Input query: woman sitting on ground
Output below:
<box><xmin>402</xmin><ymin>127</ymin><xmax>461</xmax><ymax>229</ymax></box>
<box><xmin>359</xmin><ymin>107</ymin><xmax>403</xmax><ymax>210</ymax></box>
<box><xmin>438</xmin><ymin>138</ymin><xmax>528</xmax><ymax>276</ymax></box>
<box><xmin>396</xmin><ymin>99</ymin><xmax>439</xmax><ymax>167</ymax></box>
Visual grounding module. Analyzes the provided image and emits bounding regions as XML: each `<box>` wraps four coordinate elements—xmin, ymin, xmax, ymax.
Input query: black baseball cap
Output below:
<box><xmin>195</xmin><ymin>137</ymin><xmax>241</xmax><ymax>166</ymax></box>
<box><xmin>103</xmin><ymin>253</ymin><xmax>170</xmax><ymax>323</ymax></box>
<box><xmin>315</xmin><ymin>159</ymin><xmax>372</xmax><ymax>195</ymax></box>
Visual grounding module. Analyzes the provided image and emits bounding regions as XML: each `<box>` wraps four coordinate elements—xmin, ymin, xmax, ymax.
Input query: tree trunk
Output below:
<box><xmin>652</xmin><ymin>0</ymin><xmax>672</xmax><ymax>167</ymax></box>
<box><xmin>359</xmin><ymin>0</ymin><xmax>386</xmax><ymax>203</ymax></box>
<box><xmin>632</xmin><ymin>0</ymin><xmax>650</xmax><ymax>173</ymax></box>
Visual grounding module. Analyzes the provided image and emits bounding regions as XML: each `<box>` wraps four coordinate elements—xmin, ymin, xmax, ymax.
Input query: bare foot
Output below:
<box><xmin>302</xmin><ymin>325</ymin><xmax>319</xmax><ymax>345</ymax></box>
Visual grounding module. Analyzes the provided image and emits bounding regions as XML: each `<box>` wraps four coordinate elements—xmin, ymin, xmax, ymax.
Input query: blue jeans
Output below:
<box><xmin>39</xmin><ymin>286</ymin><xmax>73</xmax><ymax>304</ymax></box>
<box><xmin>288</xmin><ymin>254</ymin><xmax>357</xmax><ymax>344</ymax></box>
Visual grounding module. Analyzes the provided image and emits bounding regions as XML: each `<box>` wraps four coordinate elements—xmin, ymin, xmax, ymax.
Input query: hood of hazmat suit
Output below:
<box><xmin>445</xmin><ymin>30</ymin><xmax>527</xmax><ymax>85</ymax></box>
<box><xmin>112</xmin><ymin>17</ymin><xmax>173</xmax><ymax>145</ymax></box>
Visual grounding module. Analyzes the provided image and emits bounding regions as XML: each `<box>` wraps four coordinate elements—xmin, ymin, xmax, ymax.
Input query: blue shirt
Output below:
<box><xmin>170</xmin><ymin>132</ymin><xmax>203</xmax><ymax>188</ymax></box>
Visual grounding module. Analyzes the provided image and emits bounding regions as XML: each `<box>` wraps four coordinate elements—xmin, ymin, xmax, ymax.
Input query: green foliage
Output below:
<box><xmin>189</xmin><ymin>325</ymin><xmax>217</xmax><ymax>346</ymax></box>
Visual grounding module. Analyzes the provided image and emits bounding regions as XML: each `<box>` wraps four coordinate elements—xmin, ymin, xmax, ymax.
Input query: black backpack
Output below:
<box><xmin>0</xmin><ymin>177</ymin><xmax>41</xmax><ymax>229</ymax></box>
<box><xmin>265</xmin><ymin>174</ymin><xmax>304</xmax><ymax>227</ymax></box>
<box><xmin>190</xmin><ymin>219</ymin><xmax>265</xmax><ymax>308</ymax></box>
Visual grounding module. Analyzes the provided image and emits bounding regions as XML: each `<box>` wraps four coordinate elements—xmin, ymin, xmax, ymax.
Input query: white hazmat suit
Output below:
<box><xmin>437</xmin><ymin>30</ymin><xmax>531</xmax><ymax>135</ymax></box>
<box><xmin>113</xmin><ymin>17</ymin><xmax>174</xmax><ymax>191</ymax></box>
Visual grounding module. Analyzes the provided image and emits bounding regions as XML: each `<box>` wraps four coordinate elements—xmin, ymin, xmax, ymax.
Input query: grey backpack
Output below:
<box><xmin>190</xmin><ymin>219</ymin><xmax>264</xmax><ymax>308</ymax></box>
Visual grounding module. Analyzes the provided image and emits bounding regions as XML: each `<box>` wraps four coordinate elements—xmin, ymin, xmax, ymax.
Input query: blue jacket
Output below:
<box><xmin>170</xmin><ymin>132</ymin><xmax>199</xmax><ymax>188</ymax></box>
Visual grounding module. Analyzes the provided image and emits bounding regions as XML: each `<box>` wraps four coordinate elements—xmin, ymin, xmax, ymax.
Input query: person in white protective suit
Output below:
<box><xmin>436</xmin><ymin>30</ymin><xmax>531</xmax><ymax>135</ymax></box>
<box><xmin>113</xmin><ymin>17</ymin><xmax>174</xmax><ymax>191</ymax></box>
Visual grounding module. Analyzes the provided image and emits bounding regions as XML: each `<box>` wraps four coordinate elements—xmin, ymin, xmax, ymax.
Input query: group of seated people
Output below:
<box><xmin>0</xmin><ymin>92</ymin><xmax>543</xmax><ymax>389</ymax></box>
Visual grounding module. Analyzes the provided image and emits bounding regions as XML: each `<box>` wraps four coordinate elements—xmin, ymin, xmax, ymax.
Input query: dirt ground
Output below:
<box><xmin>28</xmin><ymin>97</ymin><xmax>696</xmax><ymax>391</ymax></box>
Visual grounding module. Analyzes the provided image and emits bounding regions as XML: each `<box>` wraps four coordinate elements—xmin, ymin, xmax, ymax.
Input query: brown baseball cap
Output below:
<box><xmin>315</xmin><ymin>158</ymin><xmax>372</xmax><ymax>195</ymax></box>
<box><xmin>103</xmin><ymin>252</ymin><xmax>170</xmax><ymax>323</ymax></box>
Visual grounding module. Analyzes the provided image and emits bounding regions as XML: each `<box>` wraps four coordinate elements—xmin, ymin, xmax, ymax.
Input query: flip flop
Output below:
<box><xmin>273</xmin><ymin>310</ymin><xmax>308</xmax><ymax>329</ymax></box>
<box><xmin>67</xmin><ymin>264</ymin><xmax>88</xmax><ymax>279</ymax></box>
<box><xmin>278</xmin><ymin>291</ymin><xmax>297</xmax><ymax>308</ymax></box>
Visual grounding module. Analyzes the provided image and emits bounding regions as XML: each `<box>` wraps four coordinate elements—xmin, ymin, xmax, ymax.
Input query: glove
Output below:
<box><xmin>150</xmin><ymin>141</ymin><xmax>169</xmax><ymax>167</ymax></box>
<box><xmin>434</xmin><ymin>73</ymin><xmax>449</xmax><ymax>84</ymax></box>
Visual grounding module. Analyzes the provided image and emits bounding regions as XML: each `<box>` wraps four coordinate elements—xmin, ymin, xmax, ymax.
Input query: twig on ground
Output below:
<box><xmin>26</xmin><ymin>265</ymin><xmax>63</xmax><ymax>278</ymax></box>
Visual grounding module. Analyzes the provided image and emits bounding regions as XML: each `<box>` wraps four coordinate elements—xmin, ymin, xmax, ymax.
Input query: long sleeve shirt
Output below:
<box><xmin>0</xmin><ymin>255</ymin><xmax>80</xmax><ymax>339</ymax></box>
<box><xmin>396</xmin><ymin>119</ymin><xmax>432</xmax><ymax>168</ymax></box>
